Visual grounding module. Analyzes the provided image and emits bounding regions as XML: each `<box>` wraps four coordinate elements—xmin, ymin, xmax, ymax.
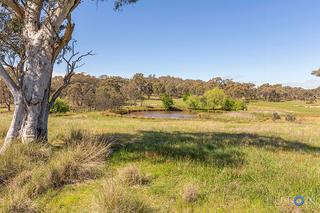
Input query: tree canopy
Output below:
<box><xmin>0</xmin><ymin>0</ymin><xmax>139</xmax><ymax>151</ymax></box>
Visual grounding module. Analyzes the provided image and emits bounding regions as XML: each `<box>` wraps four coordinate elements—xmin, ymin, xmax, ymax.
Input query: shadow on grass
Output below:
<box><xmin>99</xmin><ymin>131</ymin><xmax>320</xmax><ymax>168</ymax></box>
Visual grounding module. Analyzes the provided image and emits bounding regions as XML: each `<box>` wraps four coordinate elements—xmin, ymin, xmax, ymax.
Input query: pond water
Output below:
<box><xmin>127</xmin><ymin>111</ymin><xmax>197</xmax><ymax>119</ymax></box>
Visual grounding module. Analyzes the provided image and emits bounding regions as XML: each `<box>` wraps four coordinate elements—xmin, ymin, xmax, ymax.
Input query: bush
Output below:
<box><xmin>233</xmin><ymin>99</ymin><xmax>247</xmax><ymax>111</ymax></box>
<box><xmin>285</xmin><ymin>114</ymin><xmax>296</xmax><ymax>122</ymax></box>
<box><xmin>272</xmin><ymin>112</ymin><xmax>281</xmax><ymax>121</ymax></box>
<box><xmin>161</xmin><ymin>93</ymin><xmax>174</xmax><ymax>111</ymax></box>
<box><xmin>185</xmin><ymin>95</ymin><xmax>202</xmax><ymax>109</ymax></box>
<box><xmin>223</xmin><ymin>98</ymin><xmax>235</xmax><ymax>111</ymax></box>
<box><xmin>221</xmin><ymin>97</ymin><xmax>247</xmax><ymax>111</ymax></box>
<box><xmin>91</xmin><ymin>179</ymin><xmax>151</xmax><ymax>213</ymax></box>
<box><xmin>184</xmin><ymin>90</ymin><xmax>246</xmax><ymax>112</ymax></box>
<box><xmin>203</xmin><ymin>88</ymin><xmax>226</xmax><ymax>110</ymax></box>
<box><xmin>182</xmin><ymin>93</ymin><xmax>191</xmax><ymax>102</ymax></box>
<box><xmin>50</xmin><ymin>98</ymin><xmax>70</xmax><ymax>113</ymax></box>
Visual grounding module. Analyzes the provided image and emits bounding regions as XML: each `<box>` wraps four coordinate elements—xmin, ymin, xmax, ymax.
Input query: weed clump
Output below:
<box><xmin>182</xmin><ymin>183</ymin><xmax>199</xmax><ymax>203</ymax></box>
<box><xmin>272</xmin><ymin>112</ymin><xmax>281</xmax><ymax>121</ymax></box>
<box><xmin>285</xmin><ymin>114</ymin><xmax>296</xmax><ymax>122</ymax></box>
<box><xmin>91</xmin><ymin>179</ymin><xmax>151</xmax><ymax>213</ymax></box>
<box><xmin>118</xmin><ymin>165</ymin><xmax>149</xmax><ymax>186</ymax></box>
<box><xmin>66</xmin><ymin>129</ymin><xmax>89</xmax><ymax>144</ymax></box>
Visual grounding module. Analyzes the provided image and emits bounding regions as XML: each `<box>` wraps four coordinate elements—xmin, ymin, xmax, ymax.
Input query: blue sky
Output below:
<box><xmin>54</xmin><ymin>0</ymin><xmax>320</xmax><ymax>88</ymax></box>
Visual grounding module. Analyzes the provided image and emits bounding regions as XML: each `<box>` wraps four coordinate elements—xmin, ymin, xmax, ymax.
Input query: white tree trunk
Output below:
<box><xmin>0</xmin><ymin>41</ymin><xmax>53</xmax><ymax>153</ymax></box>
<box><xmin>20</xmin><ymin>38</ymin><xmax>53</xmax><ymax>143</ymax></box>
<box><xmin>0</xmin><ymin>95</ymin><xmax>26</xmax><ymax>153</ymax></box>
<box><xmin>0</xmin><ymin>0</ymin><xmax>77</xmax><ymax>153</ymax></box>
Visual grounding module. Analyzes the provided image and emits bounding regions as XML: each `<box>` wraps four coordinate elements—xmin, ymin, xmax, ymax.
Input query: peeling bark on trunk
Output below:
<box><xmin>20</xmin><ymin>40</ymin><xmax>53</xmax><ymax>143</ymax></box>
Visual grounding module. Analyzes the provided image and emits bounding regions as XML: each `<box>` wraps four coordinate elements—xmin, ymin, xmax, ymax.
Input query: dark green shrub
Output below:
<box><xmin>222</xmin><ymin>98</ymin><xmax>247</xmax><ymax>111</ymax></box>
<box><xmin>161</xmin><ymin>94</ymin><xmax>174</xmax><ymax>111</ymax></box>
<box><xmin>223</xmin><ymin>98</ymin><xmax>236</xmax><ymax>111</ymax></box>
<box><xmin>182</xmin><ymin>93</ymin><xmax>191</xmax><ymax>102</ymax></box>
<box><xmin>50</xmin><ymin>98</ymin><xmax>70</xmax><ymax>113</ymax></box>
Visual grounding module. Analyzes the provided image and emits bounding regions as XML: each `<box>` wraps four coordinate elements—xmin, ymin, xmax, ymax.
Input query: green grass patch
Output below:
<box><xmin>0</xmin><ymin>101</ymin><xmax>320</xmax><ymax>212</ymax></box>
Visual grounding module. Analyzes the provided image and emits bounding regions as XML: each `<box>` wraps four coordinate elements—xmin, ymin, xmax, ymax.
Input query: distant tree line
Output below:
<box><xmin>1</xmin><ymin>73</ymin><xmax>319</xmax><ymax>111</ymax></box>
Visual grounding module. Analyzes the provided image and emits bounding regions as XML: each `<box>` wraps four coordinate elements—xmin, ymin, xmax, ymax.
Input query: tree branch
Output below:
<box><xmin>50</xmin><ymin>47</ymin><xmax>93</xmax><ymax>108</ymax></box>
<box><xmin>52</xmin><ymin>14</ymin><xmax>74</xmax><ymax>61</ymax></box>
<box><xmin>46</xmin><ymin>0</ymin><xmax>80</xmax><ymax>32</ymax></box>
<box><xmin>49</xmin><ymin>81</ymin><xmax>69</xmax><ymax>109</ymax></box>
<box><xmin>22</xmin><ymin>0</ymin><xmax>44</xmax><ymax>39</ymax></box>
<box><xmin>0</xmin><ymin>63</ymin><xmax>19</xmax><ymax>95</ymax></box>
<box><xmin>1</xmin><ymin>0</ymin><xmax>25</xmax><ymax>19</ymax></box>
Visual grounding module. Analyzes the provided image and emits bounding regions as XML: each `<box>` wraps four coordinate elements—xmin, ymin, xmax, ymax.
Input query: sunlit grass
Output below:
<box><xmin>249</xmin><ymin>100</ymin><xmax>320</xmax><ymax>117</ymax></box>
<box><xmin>0</xmin><ymin>100</ymin><xmax>320</xmax><ymax>212</ymax></box>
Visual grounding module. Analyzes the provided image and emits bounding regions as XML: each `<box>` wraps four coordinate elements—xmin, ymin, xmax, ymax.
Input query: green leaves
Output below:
<box><xmin>161</xmin><ymin>93</ymin><xmax>174</xmax><ymax>111</ymax></box>
<box><xmin>184</xmin><ymin>88</ymin><xmax>247</xmax><ymax>111</ymax></box>
<box><xmin>114</xmin><ymin>0</ymin><xmax>139</xmax><ymax>10</ymax></box>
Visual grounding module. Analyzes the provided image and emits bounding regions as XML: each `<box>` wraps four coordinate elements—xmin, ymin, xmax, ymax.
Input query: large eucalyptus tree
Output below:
<box><xmin>0</xmin><ymin>0</ymin><xmax>138</xmax><ymax>153</ymax></box>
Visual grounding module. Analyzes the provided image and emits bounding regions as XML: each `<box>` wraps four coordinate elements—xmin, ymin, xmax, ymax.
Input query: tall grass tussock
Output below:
<box><xmin>0</xmin><ymin>143</ymin><xmax>50</xmax><ymax>185</ymax></box>
<box><xmin>91</xmin><ymin>179</ymin><xmax>151</xmax><ymax>213</ymax></box>
<box><xmin>1</xmin><ymin>129</ymin><xmax>111</xmax><ymax>212</ymax></box>
<box><xmin>118</xmin><ymin>164</ymin><xmax>149</xmax><ymax>186</ymax></box>
<box><xmin>182</xmin><ymin>183</ymin><xmax>199</xmax><ymax>203</ymax></box>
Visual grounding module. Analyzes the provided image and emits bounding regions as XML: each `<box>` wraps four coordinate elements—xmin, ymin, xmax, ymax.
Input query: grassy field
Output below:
<box><xmin>1</xmin><ymin>100</ymin><xmax>320</xmax><ymax>212</ymax></box>
<box><xmin>119</xmin><ymin>98</ymin><xmax>188</xmax><ymax>113</ymax></box>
